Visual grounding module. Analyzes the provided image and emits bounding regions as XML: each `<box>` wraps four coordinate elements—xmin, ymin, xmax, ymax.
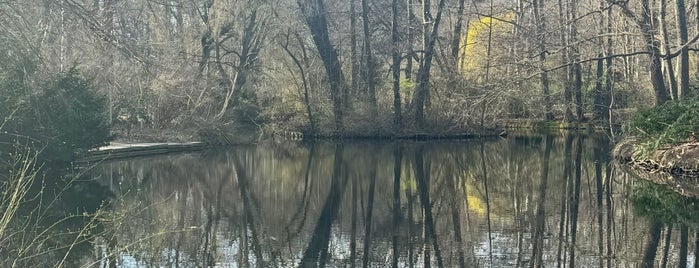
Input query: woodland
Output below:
<box><xmin>2</xmin><ymin>0</ymin><xmax>699</xmax><ymax>140</ymax></box>
<box><xmin>5</xmin><ymin>1</ymin><xmax>699</xmax><ymax>266</ymax></box>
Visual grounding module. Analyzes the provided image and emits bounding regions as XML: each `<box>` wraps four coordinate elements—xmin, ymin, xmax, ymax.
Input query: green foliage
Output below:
<box><xmin>34</xmin><ymin>68</ymin><xmax>112</xmax><ymax>160</ymax></box>
<box><xmin>1</xmin><ymin>65</ymin><xmax>112</xmax><ymax>162</ymax></box>
<box><xmin>630</xmin><ymin>180</ymin><xmax>699</xmax><ymax>227</ymax></box>
<box><xmin>629</xmin><ymin>99</ymin><xmax>699</xmax><ymax>153</ymax></box>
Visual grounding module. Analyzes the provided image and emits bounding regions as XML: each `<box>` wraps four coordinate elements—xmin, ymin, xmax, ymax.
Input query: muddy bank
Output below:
<box><xmin>614</xmin><ymin>137</ymin><xmax>699</xmax><ymax>197</ymax></box>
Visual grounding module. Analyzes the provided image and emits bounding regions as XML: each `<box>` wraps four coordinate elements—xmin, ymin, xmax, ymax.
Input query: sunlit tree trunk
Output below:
<box><xmin>559</xmin><ymin>0</ymin><xmax>574</xmax><ymax>122</ymax></box>
<box><xmin>659</xmin><ymin>0</ymin><xmax>679</xmax><ymax>100</ymax></box>
<box><xmin>392</xmin><ymin>0</ymin><xmax>402</xmax><ymax>129</ymax></box>
<box><xmin>568</xmin><ymin>0</ymin><xmax>582</xmax><ymax>123</ymax></box>
<box><xmin>593</xmin><ymin>1</ymin><xmax>611</xmax><ymax>121</ymax></box>
<box><xmin>533</xmin><ymin>0</ymin><xmax>553</xmax><ymax>121</ymax></box>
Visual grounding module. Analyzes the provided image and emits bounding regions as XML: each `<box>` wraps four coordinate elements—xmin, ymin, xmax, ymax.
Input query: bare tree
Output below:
<box><xmin>298</xmin><ymin>0</ymin><xmax>347</xmax><ymax>133</ymax></box>
<box><xmin>412</xmin><ymin>0</ymin><xmax>447</xmax><ymax>127</ymax></box>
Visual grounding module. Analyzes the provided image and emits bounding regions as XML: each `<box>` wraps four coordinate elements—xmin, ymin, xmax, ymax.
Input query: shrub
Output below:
<box><xmin>33</xmin><ymin>68</ymin><xmax>112</xmax><ymax>161</ymax></box>
<box><xmin>629</xmin><ymin>98</ymin><xmax>699</xmax><ymax>153</ymax></box>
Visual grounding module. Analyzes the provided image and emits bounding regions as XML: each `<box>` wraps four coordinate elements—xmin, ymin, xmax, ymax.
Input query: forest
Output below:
<box><xmin>5</xmin><ymin>1</ymin><xmax>699</xmax><ymax>266</ymax></box>
<box><xmin>2</xmin><ymin>0</ymin><xmax>699</xmax><ymax>141</ymax></box>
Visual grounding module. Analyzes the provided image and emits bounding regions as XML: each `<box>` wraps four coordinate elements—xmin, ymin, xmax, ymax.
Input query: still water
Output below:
<box><xmin>82</xmin><ymin>134</ymin><xmax>696</xmax><ymax>267</ymax></box>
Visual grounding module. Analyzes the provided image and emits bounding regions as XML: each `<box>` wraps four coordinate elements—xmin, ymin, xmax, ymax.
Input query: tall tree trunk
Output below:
<box><xmin>361</xmin><ymin>0</ymin><xmax>378</xmax><ymax>117</ymax></box>
<box><xmin>559</xmin><ymin>0</ymin><xmax>574</xmax><ymax>122</ymax></box>
<box><xmin>617</xmin><ymin>0</ymin><xmax>669</xmax><ymax>105</ymax></box>
<box><xmin>593</xmin><ymin>1</ymin><xmax>611</xmax><ymax>121</ymax></box>
<box><xmin>569</xmin><ymin>0</ymin><xmax>583</xmax><ymax>123</ymax></box>
<box><xmin>451</xmin><ymin>0</ymin><xmax>466</xmax><ymax>60</ymax></box>
<box><xmin>406</xmin><ymin>0</ymin><xmax>414</xmax><ymax>80</ymax></box>
<box><xmin>392</xmin><ymin>0</ymin><xmax>402</xmax><ymax>129</ymax></box>
<box><xmin>659</xmin><ymin>0</ymin><xmax>679</xmax><ymax>100</ymax></box>
<box><xmin>676</xmin><ymin>0</ymin><xmax>690</xmax><ymax>98</ymax></box>
<box><xmin>412</xmin><ymin>0</ymin><xmax>447</xmax><ymax>127</ymax></box>
<box><xmin>534</xmin><ymin>0</ymin><xmax>554</xmax><ymax>120</ymax></box>
<box><xmin>298</xmin><ymin>0</ymin><xmax>346</xmax><ymax>133</ymax></box>
<box><xmin>350</xmin><ymin>0</ymin><xmax>358</xmax><ymax>109</ymax></box>
<box><xmin>604</xmin><ymin>5</ymin><xmax>614</xmax><ymax>123</ymax></box>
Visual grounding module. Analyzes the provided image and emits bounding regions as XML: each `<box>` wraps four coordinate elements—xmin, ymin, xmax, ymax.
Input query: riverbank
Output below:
<box><xmin>614</xmin><ymin>137</ymin><xmax>699</xmax><ymax>197</ymax></box>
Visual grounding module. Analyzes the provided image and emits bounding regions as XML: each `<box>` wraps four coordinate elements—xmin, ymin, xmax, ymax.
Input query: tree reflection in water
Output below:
<box><xmin>77</xmin><ymin>134</ymin><xmax>699</xmax><ymax>267</ymax></box>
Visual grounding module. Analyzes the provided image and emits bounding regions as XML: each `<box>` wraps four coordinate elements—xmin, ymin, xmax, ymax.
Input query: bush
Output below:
<box><xmin>1</xmin><ymin>67</ymin><xmax>112</xmax><ymax>162</ymax></box>
<box><xmin>629</xmin><ymin>98</ymin><xmax>699</xmax><ymax>152</ymax></box>
<box><xmin>34</xmin><ymin>68</ymin><xmax>112</xmax><ymax>160</ymax></box>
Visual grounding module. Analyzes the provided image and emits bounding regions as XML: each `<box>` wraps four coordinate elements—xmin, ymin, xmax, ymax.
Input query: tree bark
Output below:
<box><xmin>298</xmin><ymin>0</ymin><xmax>346</xmax><ymax>133</ymax></box>
<box><xmin>534</xmin><ymin>0</ymin><xmax>554</xmax><ymax>120</ymax></box>
<box><xmin>559</xmin><ymin>0</ymin><xmax>574</xmax><ymax>122</ymax></box>
<box><xmin>675</xmin><ymin>0</ymin><xmax>690</xmax><ymax>97</ymax></box>
<box><xmin>593</xmin><ymin>1</ymin><xmax>611</xmax><ymax>121</ymax></box>
<box><xmin>350</xmin><ymin>0</ymin><xmax>358</xmax><ymax>109</ymax></box>
<box><xmin>569</xmin><ymin>0</ymin><xmax>583</xmax><ymax>123</ymax></box>
<box><xmin>280</xmin><ymin>33</ymin><xmax>315</xmax><ymax>134</ymax></box>
<box><xmin>659</xmin><ymin>0</ymin><xmax>679</xmax><ymax>100</ymax></box>
<box><xmin>361</xmin><ymin>0</ymin><xmax>378</xmax><ymax>117</ymax></box>
<box><xmin>392</xmin><ymin>0</ymin><xmax>402</xmax><ymax>129</ymax></box>
<box><xmin>406</xmin><ymin>0</ymin><xmax>414</xmax><ymax>80</ymax></box>
<box><xmin>412</xmin><ymin>0</ymin><xmax>447</xmax><ymax>127</ymax></box>
<box><xmin>615</xmin><ymin>0</ymin><xmax>669</xmax><ymax>105</ymax></box>
<box><xmin>451</xmin><ymin>0</ymin><xmax>466</xmax><ymax>60</ymax></box>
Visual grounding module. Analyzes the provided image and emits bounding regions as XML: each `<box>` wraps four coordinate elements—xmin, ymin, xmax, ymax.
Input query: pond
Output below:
<box><xmin>76</xmin><ymin>134</ymin><xmax>697</xmax><ymax>267</ymax></box>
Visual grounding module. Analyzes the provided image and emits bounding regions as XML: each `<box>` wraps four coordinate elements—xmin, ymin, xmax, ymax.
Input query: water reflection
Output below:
<box><xmin>80</xmin><ymin>134</ymin><xmax>699</xmax><ymax>267</ymax></box>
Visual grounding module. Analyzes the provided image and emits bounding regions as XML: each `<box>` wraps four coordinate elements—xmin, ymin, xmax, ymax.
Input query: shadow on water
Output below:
<box><xmin>0</xmin><ymin>162</ymin><xmax>115</xmax><ymax>267</ymax></box>
<box><xmin>50</xmin><ymin>132</ymin><xmax>699</xmax><ymax>267</ymax></box>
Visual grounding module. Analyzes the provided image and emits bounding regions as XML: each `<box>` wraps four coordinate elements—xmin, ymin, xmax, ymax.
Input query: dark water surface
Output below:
<box><xmin>81</xmin><ymin>134</ymin><xmax>697</xmax><ymax>267</ymax></box>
